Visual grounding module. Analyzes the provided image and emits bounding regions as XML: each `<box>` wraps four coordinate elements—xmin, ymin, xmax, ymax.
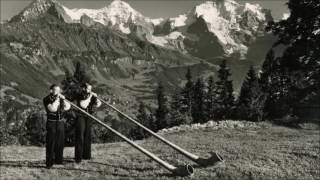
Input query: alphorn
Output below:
<box><xmin>64</xmin><ymin>99</ymin><xmax>194</xmax><ymax>176</ymax></box>
<box><xmin>97</xmin><ymin>97</ymin><xmax>224</xmax><ymax>167</ymax></box>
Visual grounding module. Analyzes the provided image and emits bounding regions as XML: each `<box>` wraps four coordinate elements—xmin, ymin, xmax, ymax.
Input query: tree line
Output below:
<box><xmin>136</xmin><ymin>0</ymin><xmax>320</xmax><ymax>133</ymax></box>
<box><xmin>139</xmin><ymin>60</ymin><xmax>264</xmax><ymax>134</ymax></box>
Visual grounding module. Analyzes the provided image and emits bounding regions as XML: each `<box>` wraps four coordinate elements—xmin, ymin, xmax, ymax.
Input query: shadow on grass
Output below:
<box><xmin>0</xmin><ymin>159</ymin><xmax>171</xmax><ymax>178</ymax></box>
<box><xmin>0</xmin><ymin>160</ymin><xmax>103</xmax><ymax>173</ymax></box>
<box><xmin>89</xmin><ymin>161</ymin><xmax>178</xmax><ymax>177</ymax></box>
<box><xmin>0</xmin><ymin>160</ymin><xmax>46</xmax><ymax>169</ymax></box>
<box><xmin>271</xmin><ymin>118</ymin><xmax>320</xmax><ymax>129</ymax></box>
<box><xmin>88</xmin><ymin>161</ymin><xmax>156</xmax><ymax>172</ymax></box>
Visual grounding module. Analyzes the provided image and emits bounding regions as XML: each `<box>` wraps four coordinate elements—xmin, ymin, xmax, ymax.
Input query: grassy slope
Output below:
<box><xmin>0</xmin><ymin>123</ymin><xmax>319</xmax><ymax>180</ymax></box>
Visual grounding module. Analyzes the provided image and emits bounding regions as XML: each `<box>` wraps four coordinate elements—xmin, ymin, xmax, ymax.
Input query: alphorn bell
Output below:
<box><xmin>64</xmin><ymin>99</ymin><xmax>194</xmax><ymax>177</ymax></box>
<box><xmin>97</xmin><ymin>97</ymin><xmax>224</xmax><ymax>167</ymax></box>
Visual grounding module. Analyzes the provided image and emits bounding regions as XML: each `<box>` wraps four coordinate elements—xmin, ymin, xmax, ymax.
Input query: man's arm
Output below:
<box><xmin>63</xmin><ymin>100</ymin><xmax>71</xmax><ymax>111</ymax></box>
<box><xmin>79</xmin><ymin>94</ymin><xmax>92</xmax><ymax>109</ymax></box>
<box><xmin>91</xmin><ymin>93</ymin><xmax>101</xmax><ymax>108</ymax></box>
<box><xmin>47</xmin><ymin>97</ymin><xmax>60</xmax><ymax>112</ymax></box>
<box><xmin>59</xmin><ymin>94</ymin><xmax>71</xmax><ymax>111</ymax></box>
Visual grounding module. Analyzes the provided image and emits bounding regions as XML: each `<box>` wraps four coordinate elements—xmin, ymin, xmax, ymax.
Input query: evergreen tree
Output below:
<box><xmin>148</xmin><ymin>113</ymin><xmax>157</xmax><ymax>132</ymax></box>
<box><xmin>171</xmin><ymin>89</ymin><xmax>182</xmax><ymax>112</ymax></box>
<box><xmin>155</xmin><ymin>82</ymin><xmax>169</xmax><ymax>130</ymax></box>
<box><xmin>238</xmin><ymin>66</ymin><xmax>257</xmax><ymax>107</ymax></box>
<box><xmin>180</xmin><ymin>68</ymin><xmax>193</xmax><ymax>118</ymax></box>
<box><xmin>60</xmin><ymin>62</ymin><xmax>91</xmax><ymax>145</ymax></box>
<box><xmin>169</xmin><ymin>89</ymin><xmax>184</xmax><ymax>126</ymax></box>
<box><xmin>263</xmin><ymin>0</ymin><xmax>320</xmax><ymax>120</ymax></box>
<box><xmin>61</xmin><ymin>61</ymin><xmax>91</xmax><ymax>100</ymax></box>
<box><xmin>214</xmin><ymin>60</ymin><xmax>235</xmax><ymax>119</ymax></box>
<box><xmin>259</xmin><ymin>49</ymin><xmax>275</xmax><ymax>90</ymax></box>
<box><xmin>192</xmin><ymin>78</ymin><xmax>206</xmax><ymax>123</ymax></box>
<box><xmin>259</xmin><ymin>49</ymin><xmax>282</xmax><ymax>119</ymax></box>
<box><xmin>169</xmin><ymin>87</ymin><xmax>193</xmax><ymax>126</ymax></box>
<box><xmin>131</xmin><ymin>102</ymin><xmax>150</xmax><ymax>140</ymax></box>
<box><xmin>205</xmin><ymin>75</ymin><xmax>216</xmax><ymax>120</ymax></box>
<box><xmin>237</xmin><ymin>66</ymin><xmax>264</xmax><ymax>121</ymax></box>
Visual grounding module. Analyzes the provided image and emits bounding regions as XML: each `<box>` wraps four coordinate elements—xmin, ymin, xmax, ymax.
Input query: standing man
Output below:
<box><xmin>75</xmin><ymin>83</ymin><xmax>101</xmax><ymax>163</ymax></box>
<box><xmin>43</xmin><ymin>84</ymin><xmax>71</xmax><ymax>168</ymax></box>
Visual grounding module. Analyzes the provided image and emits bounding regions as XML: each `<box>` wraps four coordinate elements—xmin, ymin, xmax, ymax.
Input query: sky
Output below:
<box><xmin>0</xmin><ymin>0</ymin><xmax>289</xmax><ymax>22</ymax></box>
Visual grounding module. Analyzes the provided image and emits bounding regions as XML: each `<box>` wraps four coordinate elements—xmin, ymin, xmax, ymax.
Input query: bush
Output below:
<box><xmin>25</xmin><ymin>111</ymin><xmax>46</xmax><ymax>146</ymax></box>
<box><xmin>0</xmin><ymin>98</ymin><xmax>32</xmax><ymax>145</ymax></box>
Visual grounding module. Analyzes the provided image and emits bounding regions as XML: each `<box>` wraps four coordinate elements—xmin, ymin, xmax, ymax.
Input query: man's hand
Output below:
<box><xmin>91</xmin><ymin>92</ymin><xmax>97</xmax><ymax>97</ymax></box>
<box><xmin>58</xmin><ymin>94</ymin><xmax>66</xmax><ymax>100</ymax></box>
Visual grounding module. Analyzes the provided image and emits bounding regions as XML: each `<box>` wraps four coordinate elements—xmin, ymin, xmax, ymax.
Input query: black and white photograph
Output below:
<box><xmin>0</xmin><ymin>0</ymin><xmax>319</xmax><ymax>179</ymax></box>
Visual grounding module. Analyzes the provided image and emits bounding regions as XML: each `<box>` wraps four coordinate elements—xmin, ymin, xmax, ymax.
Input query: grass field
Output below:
<box><xmin>0</xmin><ymin>121</ymin><xmax>319</xmax><ymax>180</ymax></box>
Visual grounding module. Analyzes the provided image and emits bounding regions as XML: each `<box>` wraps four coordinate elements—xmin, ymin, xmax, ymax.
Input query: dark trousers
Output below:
<box><xmin>75</xmin><ymin>115</ymin><xmax>92</xmax><ymax>162</ymax></box>
<box><xmin>46</xmin><ymin>120</ymin><xmax>65</xmax><ymax>167</ymax></box>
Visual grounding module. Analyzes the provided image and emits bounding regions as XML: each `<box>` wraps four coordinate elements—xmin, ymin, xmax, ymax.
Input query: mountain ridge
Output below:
<box><xmin>9</xmin><ymin>0</ymin><xmax>273</xmax><ymax>58</ymax></box>
<box><xmin>1</xmin><ymin>0</ymin><xmax>276</xmax><ymax>110</ymax></box>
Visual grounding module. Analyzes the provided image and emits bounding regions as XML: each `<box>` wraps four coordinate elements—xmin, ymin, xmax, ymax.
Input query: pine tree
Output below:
<box><xmin>214</xmin><ymin>60</ymin><xmax>235</xmax><ymax>119</ymax></box>
<box><xmin>263</xmin><ymin>0</ymin><xmax>320</xmax><ymax>120</ymax></box>
<box><xmin>61</xmin><ymin>62</ymin><xmax>91</xmax><ymax>145</ymax></box>
<box><xmin>237</xmin><ymin>66</ymin><xmax>264</xmax><ymax>121</ymax></box>
<box><xmin>74</xmin><ymin>61</ymin><xmax>91</xmax><ymax>85</ymax></box>
<box><xmin>192</xmin><ymin>78</ymin><xmax>206</xmax><ymax>123</ymax></box>
<box><xmin>61</xmin><ymin>61</ymin><xmax>91</xmax><ymax>100</ymax></box>
<box><xmin>238</xmin><ymin>66</ymin><xmax>257</xmax><ymax>107</ymax></box>
<box><xmin>171</xmin><ymin>89</ymin><xmax>182</xmax><ymax>111</ymax></box>
<box><xmin>259</xmin><ymin>49</ymin><xmax>275</xmax><ymax>90</ymax></box>
<box><xmin>180</xmin><ymin>68</ymin><xmax>193</xmax><ymax>118</ymax></box>
<box><xmin>169</xmin><ymin>89</ymin><xmax>184</xmax><ymax>127</ymax></box>
<box><xmin>131</xmin><ymin>102</ymin><xmax>150</xmax><ymax>140</ymax></box>
<box><xmin>259</xmin><ymin>49</ymin><xmax>281</xmax><ymax>119</ymax></box>
<box><xmin>205</xmin><ymin>75</ymin><xmax>216</xmax><ymax>120</ymax></box>
<box><xmin>155</xmin><ymin>82</ymin><xmax>169</xmax><ymax>130</ymax></box>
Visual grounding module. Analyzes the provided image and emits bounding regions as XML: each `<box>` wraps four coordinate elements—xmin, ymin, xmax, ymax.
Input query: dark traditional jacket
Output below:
<box><xmin>43</xmin><ymin>94</ymin><xmax>65</xmax><ymax>120</ymax></box>
<box><xmin>76</xmin><ymin>92</ymin><xmax>99</xmax><ymax>114</ymax></box>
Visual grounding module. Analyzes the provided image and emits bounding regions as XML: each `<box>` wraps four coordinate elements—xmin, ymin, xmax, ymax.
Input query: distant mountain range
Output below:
<box><xmin>10</xmin><ymin>0</ymin><xmax>273</xmax><ymax>58</ymax></box>
<box><xmin>1</xmin><ymin>0</ymin><xmax>277</xmax><ymax>110</ymax></box>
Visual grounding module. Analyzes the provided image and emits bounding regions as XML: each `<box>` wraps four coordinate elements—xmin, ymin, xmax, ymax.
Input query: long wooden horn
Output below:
<box><xmin>64</xmin><ymin>99</ymin><xmax>194</xmax><ymax>176</ymax></box>
<box><xmin>97</xmin><ymin>97</ymin><xmax>224</xmax><ymax>167</ymax></box>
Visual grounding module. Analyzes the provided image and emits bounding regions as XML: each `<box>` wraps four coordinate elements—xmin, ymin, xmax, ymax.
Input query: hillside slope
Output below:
<box><xmin>0</xmin><ymin>0</ymin><xmax>276</xmax><ymax>104</ymax></box>
<box><xmin>1</xmin><ymin>121</ymin><xmax>319</xmax><ymax>179</ymax></box>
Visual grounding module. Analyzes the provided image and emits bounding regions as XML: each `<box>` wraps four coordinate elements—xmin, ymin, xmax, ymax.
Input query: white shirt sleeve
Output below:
<box><xmin>63</xmin><ymin>100</ymin><xmax>71</xmax><ymax>111</ymax></box>
<box><xmin>47</xmin><ymin>98</ymin><xmax>60</xmax><ymax>112</ymax></box>
<box><xmin>79</xmin><ymin>94</ymin><xmax>92</xmax><ymax>109</ymax></box>
<box><xmin>96</xmin><ymin>99</ymin><xmax>102</xmax><ymax>108</ymax></box>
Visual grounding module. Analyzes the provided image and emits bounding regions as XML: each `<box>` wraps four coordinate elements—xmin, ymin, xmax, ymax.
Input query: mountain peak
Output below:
<box><xmin>24</xmin><ymin>0</ymin><xmax>59</xmax><ymax>12</ymax></box>
<box><xmin>61</xmin><ymin>0</ymin><xmax>146</xmax><ymax>33</ymax></box>
<box><xmin>104</xmin><ymin>0</ymin><xmax>141</xmax><ymax>18</ymax></box>
<box><xmin>109</xmin><ymin>0</ymin><xmax>132</xmax><ymax>9</ymax></box>
<box><xmin>10</xmin><ymin>0</ymin><xmax>61</xmax><ymax>22</ymax></box>
<box><xmin>155</xmin><ymin>0</ymin><xmax>270</xmax><ymax>56</ymax></box>
<box><xmin>243</xmin><ymin>3</ymin><xmax>265</xmax><ymax>21</ymax></box>
<box><xmin>193</xmin><ymin>0</ymin><xmax>239</xmax><ymax>17</ymax></box>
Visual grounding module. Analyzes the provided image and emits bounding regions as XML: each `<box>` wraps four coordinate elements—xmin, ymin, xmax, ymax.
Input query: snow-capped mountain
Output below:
<box><xmin>10</xmin><ymin>0</ymin><xmax>156</xmax><ymax>40</ymax></box>
<box><xmin>2</xmin><ymin>0</ymin><xmax>277</xmax><ymax>114</ymax></box>
<box><xmin>63</xmin><ymin>0</ymin><xmax>154</xmax><ymax>34</ymax></box>
<box><xmin>10</xmin><ymin>0</ymin><xmax>273</xmax><ymax>59</ymax></box>
<box><xmin>152</xmin><ymin>0</ymin><xmax>273</xmax><ymax>58</ymax></box>
<box><xmin>9</xmin><ymin>0</ymin><xmax>72</xmax><ymax>23</ymax></box>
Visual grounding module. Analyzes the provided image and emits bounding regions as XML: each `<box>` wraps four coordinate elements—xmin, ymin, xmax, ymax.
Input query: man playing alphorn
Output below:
<box><xmin>75</xmin><ymin>82</ymin><xmax>101</xmax><ymax>163</ymax></box>
<box><xmin>43</xmin><ymin>84</ymin><xmax>71</xmax><ymax>168</ymax></box>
